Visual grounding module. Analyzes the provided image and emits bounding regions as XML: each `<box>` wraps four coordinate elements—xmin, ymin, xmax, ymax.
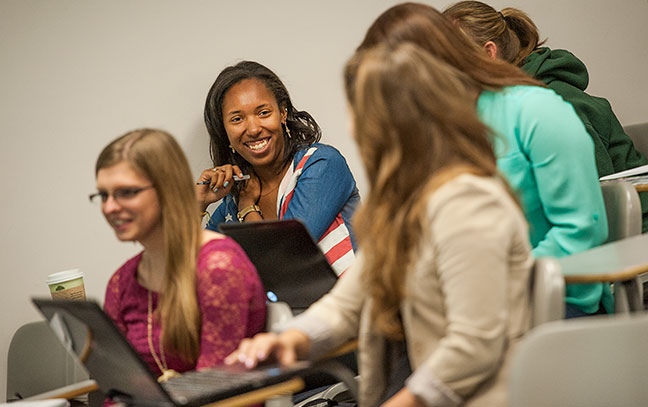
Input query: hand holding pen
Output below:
<box><xmin>195</xmin><ymin>164</ymin><xmax>249</xmax><ymax>211</ymax></box>
<box><xmin>196</xmin><ymin>174</ymin><xmax>250</xmax><ymax>185</ymax></box>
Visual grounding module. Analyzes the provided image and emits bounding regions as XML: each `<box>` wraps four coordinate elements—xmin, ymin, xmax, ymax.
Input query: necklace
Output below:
<box><xmin>259</xmin><ymin>165</ymin><xmax>289</xmax><ymax>199</ymax></box>
<box><xmin>260</xmin><ymin>183</ymin><xmax>280</xmax><ymax>197</ymax></box>
<box><xmin>256</xmin><ymin>182</ymin><xmax>280</xmax><ymax>206</ymax></box>
<box><xmin>147</xmin><ymin>289</ymin><xmax>180</xmax><ymax>382</ymax></box>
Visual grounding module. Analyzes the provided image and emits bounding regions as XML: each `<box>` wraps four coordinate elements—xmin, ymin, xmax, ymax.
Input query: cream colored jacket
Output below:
<box><xmin>284</xmin><ymin>174</ymin><xmax>533</xmax><ymax>407</ymax></box>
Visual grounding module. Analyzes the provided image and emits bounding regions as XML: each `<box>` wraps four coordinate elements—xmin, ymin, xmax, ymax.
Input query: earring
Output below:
<box><xmin>229</xmin><ymin>145</ymin><xmax>236</xmax><ymax>154</ymax></box>
<box><xmin>284</xmin><ymin>123</ymin><xmax>292</xmax><ymax>139</ymax></box>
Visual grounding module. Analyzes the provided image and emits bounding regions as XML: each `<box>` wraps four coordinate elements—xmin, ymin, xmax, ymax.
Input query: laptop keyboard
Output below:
<box><xmin>162</xmin><ymin>367</ymin><xmax>279</xmax><ymax>402</ymax></box>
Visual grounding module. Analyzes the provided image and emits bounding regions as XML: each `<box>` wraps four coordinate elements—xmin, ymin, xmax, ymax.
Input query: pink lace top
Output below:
<box><xmin>103</xmin><ymin>237</ymin><xmax>266</xmax><ymax>376</ymax></box>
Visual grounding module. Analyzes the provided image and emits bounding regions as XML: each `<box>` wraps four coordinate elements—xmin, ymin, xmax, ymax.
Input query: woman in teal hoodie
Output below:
<box><xmin>444</xmin><ymin>1</ymin><xmax>648</xmax><ymax>233</ymax></box>
<box><xmin>359</xmin><ymin>2</ymin><xmax>609</xmax><ymax>319</ymax></box>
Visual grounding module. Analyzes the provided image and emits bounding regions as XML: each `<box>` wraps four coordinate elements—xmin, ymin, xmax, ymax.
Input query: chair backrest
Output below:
<box><xmin>510</xmin><ymin>313</ymin><xmax>648</xmax><ymax>407</ymax></box>
<box><xmin>265</xmin><ymin>301</ymin><xmax>293</xmax><ymax>331</ymax></box>
<box><xmin>6</xmin><ymin>321</ymin><xmax>89</xmax><ymax>401</ymax></box>
<box><xmin>529</xmin><ymin>257</ymin><xmax>565</xmax><ymax>327</ymax></box>
<box><xmin>623</xmin><ymin>122</ymin><xmax>648</xmax><ymax>158</ymax></box>
<box><xmin>600</xmin><ymin>181</ymin><xmax>642</xmax><ymax>243</ymax></box>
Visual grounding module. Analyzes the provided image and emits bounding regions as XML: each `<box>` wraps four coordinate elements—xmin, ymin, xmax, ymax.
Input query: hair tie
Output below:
<box><xmin>498</xmin><ymin>11</ymin><xmax>508</xmax><ymax>26</ymax></box>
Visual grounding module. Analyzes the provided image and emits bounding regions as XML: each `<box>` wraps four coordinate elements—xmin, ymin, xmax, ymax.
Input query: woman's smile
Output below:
<box><xmin>244</xmin><ymin>137</ymin><xmax>271</xmax><ymax>153</ymax></box>
<box><xmin>222</xmin><ymin>78</ymin><xmax>287</xmax><ymax>170</ymax></box>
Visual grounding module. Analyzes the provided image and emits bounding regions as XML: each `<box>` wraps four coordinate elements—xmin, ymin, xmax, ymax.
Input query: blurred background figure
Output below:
<box><xmin>444</xmin><ymin>0</ymin><xmax>648</xmax><ymax>231</ymax></box>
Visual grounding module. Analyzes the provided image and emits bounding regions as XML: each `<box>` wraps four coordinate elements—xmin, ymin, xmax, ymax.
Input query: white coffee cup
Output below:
<box><xmin>47</xmin><ymin>269</ymin><xmax>86</xmax><ymax>300</ymax></box>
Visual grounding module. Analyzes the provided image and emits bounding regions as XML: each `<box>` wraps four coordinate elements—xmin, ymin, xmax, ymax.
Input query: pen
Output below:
<box><xmin>196</xmin><ymin>174</ymin><xmax>250</xmax><ymax>185</ymax></box>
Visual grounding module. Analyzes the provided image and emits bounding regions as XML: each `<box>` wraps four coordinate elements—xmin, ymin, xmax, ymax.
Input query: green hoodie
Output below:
<box><xmin>522</xmin><ymin>47</ymin><xmax>648</xmax><ymax>232</ymax></box>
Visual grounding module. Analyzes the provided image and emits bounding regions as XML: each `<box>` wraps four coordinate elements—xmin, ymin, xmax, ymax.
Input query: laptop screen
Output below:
<box><xmin>32</xmin><ymin>298</ymin><xmax>175</xmax><ymax>406</ymax></box>
<box><xmin>218</xmin><ymin>219</ymin><xmax>339</xmax><ymax>312</ymax></box>
<box><xmin>31</xmin><ymin>298</ymin><xmax>315</xmax><ymax>407</ymax></box>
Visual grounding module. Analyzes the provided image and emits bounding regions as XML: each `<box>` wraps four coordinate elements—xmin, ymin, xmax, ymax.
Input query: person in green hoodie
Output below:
<box><xmin>444</xmin><ymin>1</ymin><xmax>648</xmax><ymax>233</ymax></box>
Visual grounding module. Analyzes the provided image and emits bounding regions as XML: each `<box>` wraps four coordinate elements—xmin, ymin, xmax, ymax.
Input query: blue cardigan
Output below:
<box><xmin>206</xmin><ymin>143</ymin><xmax>360</xmax><ymax>251</ymax></box>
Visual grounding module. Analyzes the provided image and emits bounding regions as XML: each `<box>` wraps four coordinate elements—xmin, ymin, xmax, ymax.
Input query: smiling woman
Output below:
<box><xmin>95</xmin><ymin>161</ymin><xmax>159</xmax><ymax>243</ymax></box>
<box><xmin>196</xmin><ymin>61</ymin><xmax>361</xmax><ymax>276</ymax></box>
<box><xmin>93</xmin><ymin>128</ymin><xmax>266</xmax><ymax>381</ymax></box>
<box><xmin>221</xmin><ymin>78</ymin><xmax>287</xmax><ymax>174</ymax></box>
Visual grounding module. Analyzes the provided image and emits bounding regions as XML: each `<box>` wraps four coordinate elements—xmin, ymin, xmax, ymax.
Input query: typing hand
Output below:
<box><xmin>225</xmin><ymin>330</ymin><xmax>310</xmax><ymax>369</ymax></box>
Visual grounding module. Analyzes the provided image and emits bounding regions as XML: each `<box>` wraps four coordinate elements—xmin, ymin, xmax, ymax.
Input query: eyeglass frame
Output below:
<box><xmin>88</xmin><ymin>185</ymin><xmax>155</xmax><ymax>204</ymax></box>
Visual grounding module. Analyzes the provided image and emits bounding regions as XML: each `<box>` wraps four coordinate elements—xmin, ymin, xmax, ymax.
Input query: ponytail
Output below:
<box><xmin>444</xmin><ymin>1</ymin><xmax>546</xmax><ymax>65</ymax></box>
<box><xmin>501</xmin><ymin>7</ymin><xmax>545</xmax><ymax>65</ymax></box>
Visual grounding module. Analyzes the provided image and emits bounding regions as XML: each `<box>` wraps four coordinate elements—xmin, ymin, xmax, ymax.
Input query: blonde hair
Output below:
<box><xmin>96</xmin><ymin>129</ymin><xmax>202</xmax><ymax>362</ymax></box>
<box><xmin>444</xmin><ymin>1</ymin><xmax>545</xmax><ymax>65</ymax></box>
<box><xmin>346</xmin><ymin>43</ymin><xmax>500</xmax><ymax>338</ymax></box>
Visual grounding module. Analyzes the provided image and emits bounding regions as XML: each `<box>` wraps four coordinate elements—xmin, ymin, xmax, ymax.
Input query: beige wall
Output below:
<box><xmin>1</xmin><ymin>0</ymin><xmax>646</xmax><ymax>400</ymax></box>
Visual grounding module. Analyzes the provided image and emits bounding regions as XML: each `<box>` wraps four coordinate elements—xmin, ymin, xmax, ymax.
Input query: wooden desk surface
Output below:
<box><xmin>207</xmin><ymin>377</ymin><xmax>305</xmax><ymax>407</ymax></box>
<box><xmin>559</xmin><ymin>233</ymin><xmax>648</xmax><ymax>283</ymax></box>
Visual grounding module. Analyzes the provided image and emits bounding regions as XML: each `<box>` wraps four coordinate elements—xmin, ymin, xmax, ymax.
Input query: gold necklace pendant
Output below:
<box><xmin>148</xmin><ymin>289</ymin><xmax>177</xmax><ymax>382</ymax></box>
<box><xmin>157</xmin><ymin>369</ymin><xmax>181</xmax><ymax>383</ymax></box>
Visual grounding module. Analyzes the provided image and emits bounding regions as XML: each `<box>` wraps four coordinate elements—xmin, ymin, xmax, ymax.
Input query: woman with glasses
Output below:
<box><xmin>91</xmin><ymin>128</ymin><xmax>266</xmax><ymax>381</ymax></box>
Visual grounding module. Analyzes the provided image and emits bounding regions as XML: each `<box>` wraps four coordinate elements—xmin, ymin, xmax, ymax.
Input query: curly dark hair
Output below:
<box><xmin>204</xmin><ymin>61</ymin><xmax>321</xmax><ymax>198</ymax></box>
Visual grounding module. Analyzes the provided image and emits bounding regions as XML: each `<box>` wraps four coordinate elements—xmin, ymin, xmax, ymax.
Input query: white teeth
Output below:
<box><xmin>247</xmin><ymin>139</ymin><xmax>268</xmax><ymax>151</ymax></box>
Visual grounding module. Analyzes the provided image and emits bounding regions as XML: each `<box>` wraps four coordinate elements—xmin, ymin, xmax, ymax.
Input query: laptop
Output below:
<box><xmin>32</xmin><ymin>298</ymin><xmax>311</xmax><ymax>407</ymax></box>
<box><xmin>218</xmin><ymin>219</ymin><xmax>339</xmax><ymax>312</ymax></box>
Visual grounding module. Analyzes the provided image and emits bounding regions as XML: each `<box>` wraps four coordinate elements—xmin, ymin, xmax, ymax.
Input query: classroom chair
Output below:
<box><xmin>624</xmin><ymin>122</ymin><xmax>648</xmax><ymax>158</ymax></box>
<box><xmin>6</xmin><ymin>321</ymin><xmax>95</xmax><ymax>402</ymax></box>
<box><xmin>266</xmin><ymin>300</ymin><xmax>294</xmax><ymax>331</ymax></box>
<box><xmin>600</xmin><ymin>181</ymin><xmax>642</xmax><ymax>243</ymax></box>
<box><xmin>600</xmin><ymin>181</ymin><xmax>645</xmax><ymax>311</ymax></box>
<box><xmin>529</xmin><ymin>257</ymin><xmax>565</xmax><ymax>327</ymax></box>
<box><xmin>509</xmin><ymin>312</ymin><xmax>648</xmax><ymax>406</ymax></box>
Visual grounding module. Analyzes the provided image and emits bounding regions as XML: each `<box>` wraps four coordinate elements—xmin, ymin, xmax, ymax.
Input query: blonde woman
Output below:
<box><xmin>226</xmin><ymin>43</ymin><xmax>533</xmax><ymax>407</ymax></box>
<box><xmin>94</xmin><ymin>129</ymin><xmax>265</xmax><ymax>381</ymax></box>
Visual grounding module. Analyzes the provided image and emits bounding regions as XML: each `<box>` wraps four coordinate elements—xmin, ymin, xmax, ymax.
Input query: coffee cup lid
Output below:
<box><xmin>47</xmin><ymin>269</ymin><xmax>84</xmax><ymax>285</ymax></box>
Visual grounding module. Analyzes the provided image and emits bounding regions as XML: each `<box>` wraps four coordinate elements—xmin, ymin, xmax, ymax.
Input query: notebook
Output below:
<box><xmin>31</xmin><ymin>298</ymin><xmax>311</xmax><ymax>407</ymax></box>
<box><xmin>218</xmin><ymin>219</ymin><xmax>339</xmax><ymax>312</ymax></box>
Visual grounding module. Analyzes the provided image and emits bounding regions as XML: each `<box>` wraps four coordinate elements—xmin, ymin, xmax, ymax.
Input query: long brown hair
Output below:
<box><xmin>444</xmin><ymin>1</ymin><xmax>545</xmax><ymax>65</ymax></box>
<box><xmin>346</xmin><ymin>43</ymin><xmax>500</xmax><ymax>338</ymax></box>
<box><xmin>354</xmin><ymin>2</ymin><xmax>542</xmax><ymax>92</ymax></box>
<box><xmin>96</xmin><ymin>129</ymin><xmax>202</xmax><ymax>362</ymax></box>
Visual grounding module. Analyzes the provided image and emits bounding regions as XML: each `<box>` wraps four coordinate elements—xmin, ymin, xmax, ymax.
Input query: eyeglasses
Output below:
<box><xmin>88</xmin><ymin>186</ymin><xmax>154</xmax><ymax>204</ymax></box>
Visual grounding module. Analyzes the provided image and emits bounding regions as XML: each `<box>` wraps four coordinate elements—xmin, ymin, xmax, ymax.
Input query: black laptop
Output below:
<box><xmin>32</xmin><ymin>298</ymin><xmax>311</xmax><ymax>407</ymax></box>
<box><xmin>218</xmin><ymin>220</ymin><xmax>339</xmax><ymax>313</ymax></box>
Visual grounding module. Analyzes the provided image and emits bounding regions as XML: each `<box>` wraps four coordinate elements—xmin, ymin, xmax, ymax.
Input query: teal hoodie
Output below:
<box><xmin>522</xmin><ymin>47</ymin><xmax>648</xmax><ymax>232</ymax></box>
